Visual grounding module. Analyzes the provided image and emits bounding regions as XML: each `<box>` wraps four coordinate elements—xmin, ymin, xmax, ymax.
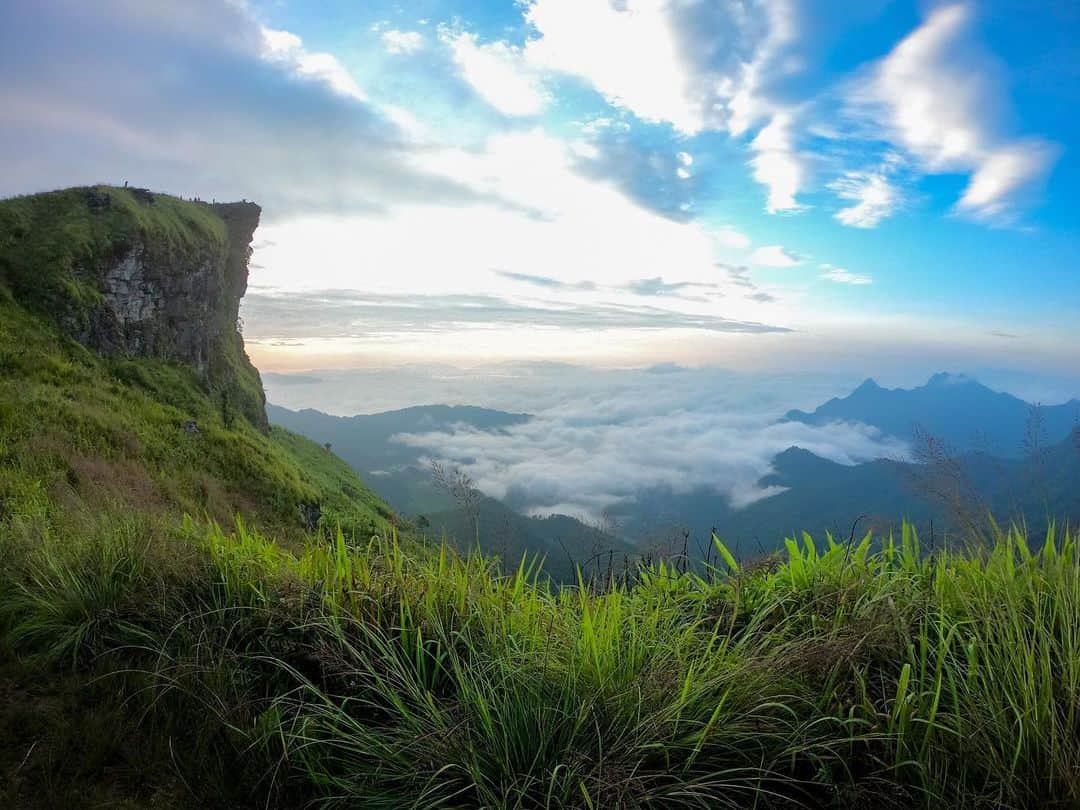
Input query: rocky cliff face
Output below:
<box><xmin>0</xmin><ymin>186</ymin><xmax>268</xmax><ymax>429</ymax></box>
<box><xmin>71</xmin><ymin>192</ymin><xmax>260</xmax><ymax>378</ymax></box>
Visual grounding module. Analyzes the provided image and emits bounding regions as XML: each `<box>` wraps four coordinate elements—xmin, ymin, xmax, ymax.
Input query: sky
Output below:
<box><xmin>2</xmin><ymin>0</ymin><xmax>1079</xmax><ymax>378</ymax></box>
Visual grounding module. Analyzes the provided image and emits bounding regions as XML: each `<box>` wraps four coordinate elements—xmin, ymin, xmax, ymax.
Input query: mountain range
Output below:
<box><xmin>784</xmin><ymin>372</ymin><xmax>1080</xmax><ymax>456</ymax></box>
<box><xmin>270</xmin><ymin>373</ymin><xmax>1080</xmax><ymax>560</ymax></box>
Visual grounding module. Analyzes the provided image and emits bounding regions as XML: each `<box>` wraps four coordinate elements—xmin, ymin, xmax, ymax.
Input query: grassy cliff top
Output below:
<box><xmin>0</xmin><ymin>186</ymin><xmax>231</xmax><ymax>313</ymax></box>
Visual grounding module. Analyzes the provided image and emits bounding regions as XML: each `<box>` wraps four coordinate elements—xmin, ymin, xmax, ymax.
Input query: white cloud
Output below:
<box><xmin>392</xmin><ymin>368</ymin><xmax>906</xmax><ymax>522</ymax></box>
<box><xmin>750</xmin><ymin>245</ymin><xmax>802</xmax><ymax>267</ymax></box>
<box><xmin>820</xmin><ymin>264</ymin><xmax>872</xmax><ymax>285</ymax></box>
<box><xmin>830</xmin><ymin>168</ymin><xmax>901</xmax><ymax>228</ymax></box>
<box><xmin>248</xmin><ymin>128</ymin><xmax>795</xmax><ymax>352</ymax></box>
<box><xmin>443</xmin><ymin>30</ymin><xmax>548</xmax><ymax>117</ymax></box>
<box><xmin>677</xmin><ymin>151</ymin><xmax>694</xmax><ymax>167</ymax></box>
<box><xmin>261</xmin><ymin>28</ymin><xmax>367</xmax><ymax>102</ymax></box>
<box><xmin>749</xmin><ymin>112</ymin><xmax>805</xmax><ymax>213</ymax></box>
<box><xmin>523</xmin><ymin>0</ymin><xmax>704</xmax><ymax>133</ymax></box>
<box><xmin>381</xmin><ymin>29</ymin><xmax>424</xmax><ymax>55</ymax></box>
<box><xmin>851</xmin><ymin>3</ymin><xmax>1058</xmax><ymax>224</ymax></box>
<box><xmin>714</xmin><ymin>227</ymin><xmax>752</xmax><ymax>250</ymax></box>
<box><xmin>0</xmin><ymin>0</ymin><xmax>496</xmax><ymax>216</ymax></box>
<box><xmin>498</xmin><ymin>0</ymin><xmax>811</xmax><ymax>212</ymax></box>
<box><xmin>956</xmin><ymin>139</ymin><xmax>1058</xmax><ymax>223</ymax></box>
<box><xmin>722</xmin><ymin>0</ymin><xmax>799</xmax><ymax>136</ymax></box>
<box><xmin>521</xmin><ymin>0</ymin><xmax>798</xmax><ymax>142</ymax></box>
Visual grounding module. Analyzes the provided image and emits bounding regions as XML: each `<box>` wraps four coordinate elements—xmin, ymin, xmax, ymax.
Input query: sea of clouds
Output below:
<box><xmin>265</xmin><ymin>363</ymin><xmax>912</xmax><ymax>520</ymax></box>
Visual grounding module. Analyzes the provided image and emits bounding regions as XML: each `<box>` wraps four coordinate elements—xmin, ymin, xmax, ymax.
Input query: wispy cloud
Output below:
<box><xmin>243</xmin><ymin>289</ymin><xmax>792</xmax><ymax>340</ymax></box>
<box><xmin>820</xmin><ymin>264</ymin><xmax>872</xmax><ymax>285</ymax></box>
<box><xmin>625</xmin><ymin>277</ymin><xmax>721</xmax><ymax>297</ymax></box>
<box><xmin>848</xmin><ymin>3</ymin><xmax>1059</xmax><ymax>225</ymax></box>
<box><xmin>829</xmin><ymin>163</ymin><xmax>902</xmax><ymax>228</ymax></box>
<box><xmin>261</xmin><ymin>28</ymin><xmax>368</xmax><ymax>101</ymax></box>
<box><xmin>955</xmin><ymin>139</ymin><xmax>1059</xmax><ymax>223</ymax></box>
<box><xmin>750</xmin><ymin>112</ymin><xmax>806</xmax><ymax>213</ymax></box>
<box><xmin>750</xmin><ymin>245</ymin><xmax>803</xmax><ymax>267</ymax></box>
<box><xmin>723</xmin><ymin>265</ymin><xmax>756</xmax><ymax>289</ymax></box>
<box><xmin>442</xmin><ymin>29</ymin><xmax>548</xmax><ymax>117</ymax></box>
<box><xmin>381</xmin><ymin>29</ymin><xmax>424</xmax><ymax>55</ymax></box>
<box><xmin>495</xmin><ymin>270</ymin><xmax>596</xmax><ymax>291</ymax></box>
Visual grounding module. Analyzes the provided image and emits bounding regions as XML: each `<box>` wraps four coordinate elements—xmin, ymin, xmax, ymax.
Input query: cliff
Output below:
<box><xmin>0</xmin><ymin>184</ymin><xmax>398</xmax><ymax>539</ymax></box>
<box><xmin>0</xmin><ymin>185</ymin><xmax>267</xmax><ymax>428</ymax></box>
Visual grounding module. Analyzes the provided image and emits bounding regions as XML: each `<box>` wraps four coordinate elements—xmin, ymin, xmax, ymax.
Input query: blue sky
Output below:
<box><xmin>2</xmin><ymin>0</ymin><xmax>1078</xmax><ymax>376</ymax></box>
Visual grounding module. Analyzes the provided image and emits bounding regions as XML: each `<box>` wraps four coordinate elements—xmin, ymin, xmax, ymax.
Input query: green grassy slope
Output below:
<box><xmin>2</xmin><ymin>512</ymin><xmax>1078</xmax><ymax>809</ymax></box>
<box><xmin>0</xmin><ymin>288</ymin><xmax>394</xmax><ymax>541</ymax></box>
<box><xmin>0</xmin><ymin>187</ymin><xmax>405</xmax><ymax>808</ymax></box>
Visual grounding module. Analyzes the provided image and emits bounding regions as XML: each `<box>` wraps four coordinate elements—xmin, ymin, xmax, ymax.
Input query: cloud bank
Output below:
<box><xmin>243</xmin><ymin>289</ymin><xmax>790</xmax><ymax>339</ymax></box>
<box><xmin>391</xmin><ymin>367</ymin><xmax>908</xmax><ymax>520</ymax></box>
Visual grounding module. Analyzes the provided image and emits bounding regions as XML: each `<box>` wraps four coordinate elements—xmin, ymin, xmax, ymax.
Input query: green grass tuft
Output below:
<box><xmin>2</xmin><ymin>513</ymin><xmax>1078</xmax><ymax>808</ymax></box>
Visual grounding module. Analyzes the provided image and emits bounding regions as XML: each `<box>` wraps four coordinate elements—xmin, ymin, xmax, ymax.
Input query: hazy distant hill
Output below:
<box><xmin>266</xmin><ymin>402</ymin><xmax>528</xmax><ymax>516</ymax></box>
<box><xmin>569</xmin><ymin>374</ymin><xmax>1079</xmax><ymax>552</ymax></box>
<box><xmin>423</xmin><ymin>494</ymin><xmax>629</xmax><ymax>581</ymax></box>
<box><xmin>615</xmin><ymin>430</ymin><xmax>1080</xmax><ymax>557</ymax></box>
<box><xmin>267</xmin><ymin>402</ymin><xmax>631</xmax><ymax>575</ymax></box>
<box><xmin>783</xmin><ymin>373</ymin><xmax>1080</xmax><ymax>456</ymax></box>
<box><xmin>266</xmin><ymin>403</ymin><xmax>529</xmax><ymax>471</ymax></box>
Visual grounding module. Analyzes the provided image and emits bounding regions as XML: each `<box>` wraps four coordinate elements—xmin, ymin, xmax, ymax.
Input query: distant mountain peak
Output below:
<box><xmin>925</xmin><ymin>372</ymin><xmax>975</xmax><ymax>387</ymax></box>
<box><xmin>773</xmin><ymin>446</ymin><xmax>820</xmax><ymax>464</ymax></box>
<box><xmin>761</xmin><ymin>445</ymin><xmax>841</xmax><ymax>486</ymax></box>
<box><xmin>783</xmin><ymin>371</ymin><xmax>1078</xmax><ymax>457</ymax></box>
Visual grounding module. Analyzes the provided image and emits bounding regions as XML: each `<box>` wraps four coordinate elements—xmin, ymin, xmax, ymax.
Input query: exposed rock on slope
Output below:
<box><xmin>0</xmin><ymin>186</ymin><xmax>267</xmax><ymax>428</ymax></box>
<box><xmin>75</xmin><ymin>195</ymin><xmax>259</xmax><ymax>374</ymax></box>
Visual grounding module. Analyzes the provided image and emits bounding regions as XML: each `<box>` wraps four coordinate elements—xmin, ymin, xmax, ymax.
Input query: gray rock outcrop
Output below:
<box><xmin>70</xmin><ymin>192</ymin><xmax>261</xmax><ymax>381</ymax></box>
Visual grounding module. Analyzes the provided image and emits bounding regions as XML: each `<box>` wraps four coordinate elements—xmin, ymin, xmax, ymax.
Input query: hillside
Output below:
<box><xmin>266</xmin><ymin>402</ymin><xmax>530</xmax><ymax>473</ymax></box>
<box><xmin>0</xmin><ymin>186</ymin><xmax>396</xmax><ymax>541</ymax></box>
<box><xmin>267</xmin><ymin>402</ymin><xmax>631</xmax><ymax>578</ymax></box>
<box><xmin>783</xmin><ymin>373</ymin><xmax>1080</xmax><ymax>455</ymax></box>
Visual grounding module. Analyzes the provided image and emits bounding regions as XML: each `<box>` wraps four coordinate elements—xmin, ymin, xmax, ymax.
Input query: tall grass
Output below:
<box><xmin>1</xmin><ymin>517</ymin><xmax>1077</xmax><ymax>808</ymax></box>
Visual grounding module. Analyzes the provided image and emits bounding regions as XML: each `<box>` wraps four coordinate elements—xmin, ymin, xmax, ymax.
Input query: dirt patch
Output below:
<box><xmin>64</xmin><ymin>454</ymin><xmax>169</xmax><ymax>514</ymax></box>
